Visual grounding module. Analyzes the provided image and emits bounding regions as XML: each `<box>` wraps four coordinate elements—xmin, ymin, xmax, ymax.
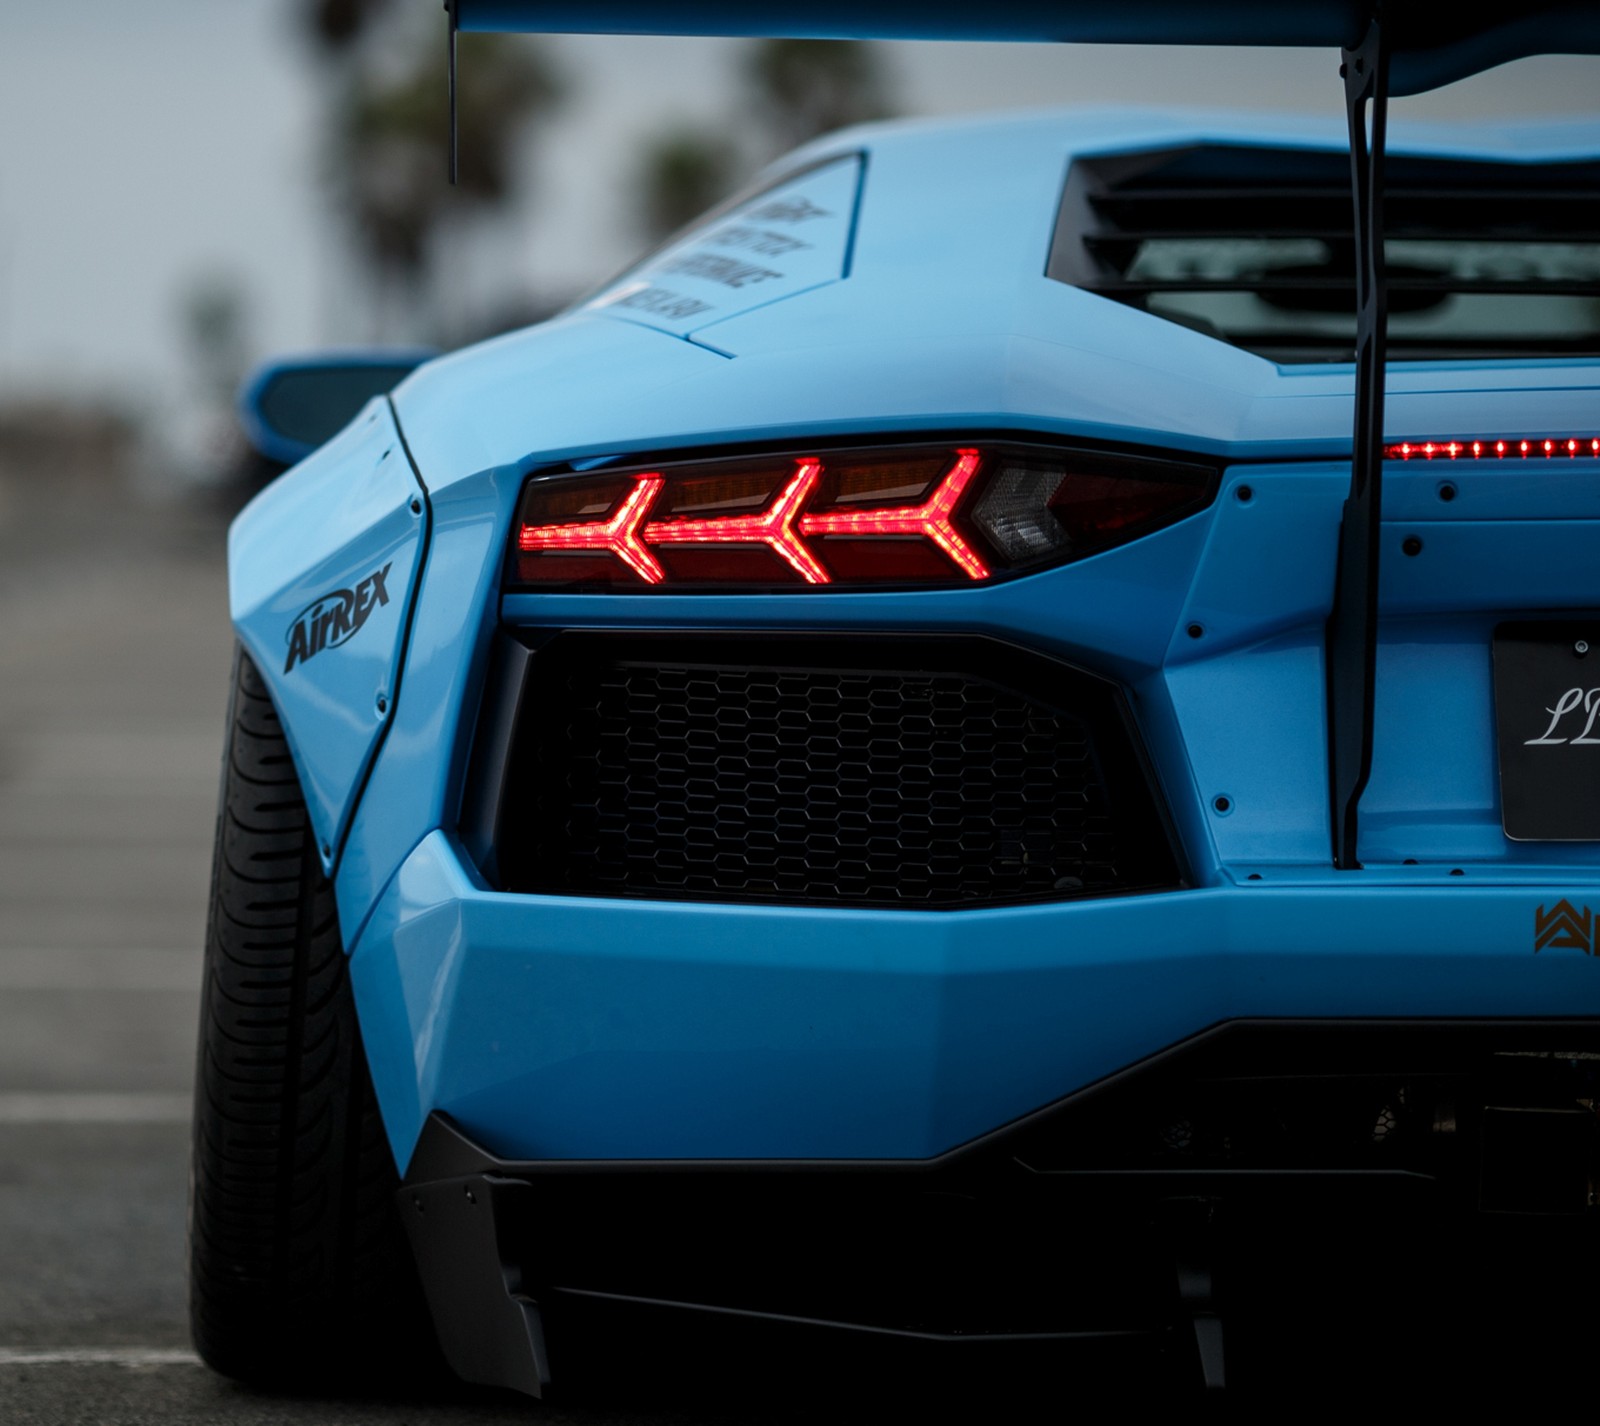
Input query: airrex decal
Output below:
<box><xmin>283</xmin><ymin>564</ymin><xmax>391</xmax><ymax>674</ymax></box>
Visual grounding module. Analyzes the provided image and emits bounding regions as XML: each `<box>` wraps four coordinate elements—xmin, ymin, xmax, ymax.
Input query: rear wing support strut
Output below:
<box><xmin>446</xmin><ymin>0</ymin><xmax>460</xmax><ymax>183</ymax></box>
<box><xmin>1327</xmin><ymin>11</ymin><xmax>1391</xmax><ymax>870</ymax></box>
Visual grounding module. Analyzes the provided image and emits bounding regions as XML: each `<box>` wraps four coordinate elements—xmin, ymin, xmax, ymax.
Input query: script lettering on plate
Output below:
<box><xmin>1524</xmin><ymin>687</ymin><xmax>1600</xmax><ymax>745</ymax></box>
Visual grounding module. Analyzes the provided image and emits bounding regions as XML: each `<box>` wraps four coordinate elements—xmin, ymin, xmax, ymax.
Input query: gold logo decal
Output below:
<box><xmin>1535</xmin><ymin>900</ymin><xmax>1594</xmax><ymax>955</ymax></box>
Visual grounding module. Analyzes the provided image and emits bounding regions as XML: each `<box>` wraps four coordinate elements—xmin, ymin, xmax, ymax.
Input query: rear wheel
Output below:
<box><xmin>189</xmin><ymin>646</ymin><xmax>430</xmax><ymax>1385</ymax></box>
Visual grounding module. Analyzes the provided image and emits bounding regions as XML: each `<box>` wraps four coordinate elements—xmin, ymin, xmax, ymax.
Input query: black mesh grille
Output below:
<box><xmin>493</xmin><ymin>635</ymin><xmax>1179</xmax><ymax>907</ymax></box>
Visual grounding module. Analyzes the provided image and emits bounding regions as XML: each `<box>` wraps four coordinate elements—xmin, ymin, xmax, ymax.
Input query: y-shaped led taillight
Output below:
<box><xmin>512</xmin><ymin>442</ymin><xmax>1214</xmax><ymax>589</ymax></box>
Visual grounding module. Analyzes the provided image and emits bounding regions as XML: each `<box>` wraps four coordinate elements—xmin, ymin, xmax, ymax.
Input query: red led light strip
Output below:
<box><xmin>517</xmin><ymin>451</ymin><xmax>992</xmax><ymax>585</ymax></box>
<box><xmin>646</xmin><ymin>458</ymin><xmax>831</xmax><ymax>584</ymax></box>
<box><xmin>799</xmin><ymin>447</ymin><xmax>990</xmax><ymax>580</ymax></box>
<box><xmin>517</xmin><ymin>474</ymin><xmax>666</xmax><ymax>583</ymax></box>
<box><xmin>1386</xmin><ymin>437</ymin><xmax>1600</xmax><ymax>461</ymax></box>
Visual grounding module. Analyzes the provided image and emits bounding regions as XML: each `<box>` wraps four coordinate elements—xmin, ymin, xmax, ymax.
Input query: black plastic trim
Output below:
<box><xmin>405</xmin><ymin>1016</ymin><xmax>1600</xmax><ymax>1182</ymax></box>
<box><xmin>466</xmin><ymin>629</ymin><xmax>1187</xmax><ymax>909</ymax></box>
<box><xmin>398</xmin><ymin>1016</ymin><xmax>1600</xmax><ymax>1396</ymax></box>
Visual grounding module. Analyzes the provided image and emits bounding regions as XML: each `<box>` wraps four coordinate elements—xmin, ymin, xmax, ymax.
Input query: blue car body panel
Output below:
<box><xmin>330</xmin><ymin>459</ymin><xmax>522</xmax><ymax>950</ymax></box>
<box><xmin>229</xmin><ymin>398</ymin><xmax>429</xmax><ymax>871</ymax></box>
<box><xmin>227</xmin><ymin>107</ymin><xmax>1600</xmax><ymax>1172</ymax></box>
<box><xmin>352</xmin><ymin>831</ymin><xmax>1600</xmax><ymax>1166</ymax></box>
<box><xmin>394</xmin><ymin>112</ymin><xmax>1600</xmax><ymax>483</ymax></box>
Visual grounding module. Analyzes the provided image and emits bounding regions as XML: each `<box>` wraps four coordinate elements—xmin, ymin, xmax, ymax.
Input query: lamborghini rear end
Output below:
<box><xmin>192</xmin><ymin>3</ymin><xmax>1600</xmax><ymax>1399</ymax></box>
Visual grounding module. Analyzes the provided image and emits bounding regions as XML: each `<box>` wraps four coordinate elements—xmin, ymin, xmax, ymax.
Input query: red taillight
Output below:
<box><xmin>649</xmin><ymin>459</ymin><xmax>831</xmax><ymax>584</ymax></box>
<box><xmin>1387</xmin><ymin>435</ymin><xmax>1600</xmax><ymax>460</ymax></box>
<box><xmin>517</xmin><ymin>474</ymin><xmax>666</xmax><ymax>583</ymax></box>
<box><xmin>511</xmin><ymin>443</ymin><xmax>1214</xmax><ymax>590</ymax></box>
<box><xmin>798</xmin><ymin>448</ymin><xmax>990</xmax><ymax>580</ymax></box>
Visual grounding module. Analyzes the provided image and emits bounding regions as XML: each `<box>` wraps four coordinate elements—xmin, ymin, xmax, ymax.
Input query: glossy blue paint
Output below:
<box><xmin>244</xmin><ymin>106</ymin><xmax>1600</xmax><ymax>1168</ymax></box>
<box><xmin>352</xmin><ymin>831</ymin><xmax>1600</xmax><ymax>1168</ymax></box>
<box><xmin>343</xmin><ymin>432</ymin><xmax>1600</xmax><ymax>1162</ymax></box>
<box><xmin>230</xmin><ymin>399</ymin><xmax>429</xmax><ymax>870</ymax></box>
<box><xmin>1166</xmin><ymin>462</ymin><xmax>1600</xmax><ymax>872</ymax></box>
<box><xmin>332</xmin><ymin>462</ymin><xmax>524</xmax><ymax>949</ymax></box>
<box><xmin>335</xmin><ymin>488</ymin><xmax>1216</xmax><ymax>952</ymax></box>
<box><xmin>392</xmin><ymin>112</ymin><xmax>1600</xmax><ymax>496</ymax></box>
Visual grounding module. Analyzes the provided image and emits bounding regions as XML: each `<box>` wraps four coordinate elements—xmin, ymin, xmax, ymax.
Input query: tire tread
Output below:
<box><xmin>189</xmin><ymin>647</ymin><xmax>429</xmax><ymax>1385</ymax></box>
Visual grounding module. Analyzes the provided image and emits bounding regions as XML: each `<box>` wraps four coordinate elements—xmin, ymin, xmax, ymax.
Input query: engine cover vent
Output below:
<box><xmin>1049</xmin><ymin>143</ymin><xmax>1600</xmax><ymax>363</ymax></box>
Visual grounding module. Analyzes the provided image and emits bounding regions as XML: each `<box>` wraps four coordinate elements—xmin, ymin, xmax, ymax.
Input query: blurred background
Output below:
<box><xmin>0</xmin><ymin>2</ymin><xmax>1596</xmax><ymax>1416</ymax></box>
<box><xmin>3</xmin><ymin>0</ymin><xmax>1600</xmax><ymax>504</ymax></box>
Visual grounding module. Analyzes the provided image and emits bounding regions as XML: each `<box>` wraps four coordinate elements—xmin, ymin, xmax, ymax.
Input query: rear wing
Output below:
<box><xmin>443</xmin><ymin>0</ymin><xmax>1600</xmax><ymax>870</ymax></box>
<box><xmin>453</xmin><ymin>1</ymin><xmax>1600</xmax><ymax>94</ymax></box>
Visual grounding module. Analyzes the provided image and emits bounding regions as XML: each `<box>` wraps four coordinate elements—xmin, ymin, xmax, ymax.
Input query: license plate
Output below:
<box><xmin>1493</xmin><ymin>622</ymin><xmax>1600</xmax><ymax>841</ymax></box>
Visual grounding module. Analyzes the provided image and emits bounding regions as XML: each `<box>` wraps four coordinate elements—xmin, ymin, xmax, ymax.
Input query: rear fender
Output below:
<box><xmin>228</xmin><ymin>398</ymin><xmax>429</xmax><ymax>876</ymax></box>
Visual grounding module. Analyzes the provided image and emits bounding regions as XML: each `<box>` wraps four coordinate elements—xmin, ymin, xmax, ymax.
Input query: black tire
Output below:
<box><xmin>189</xmin><ymin>646</ymin><xmax>432</xmax><ymax>1385</ymax></box>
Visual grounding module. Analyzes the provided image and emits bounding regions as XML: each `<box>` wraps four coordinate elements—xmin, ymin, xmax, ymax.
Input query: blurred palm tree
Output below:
<box><xmin>742</xmin><ymin>39</ymin><xmax>895</xmax><ymax>155</ymax></box>
<box><xmin>180</xmin><ymin>273</ymin><xmax>250</xmax><ymax>405</ymax></box>
<box><xmin>299</xmin><ymin>3</ymin><xmax>565</xmax><ymax>338</ymax></box>
<box><xmin>307</xmin><ymin>0</ymin><xmax>394</xmax><ymax>49</ymax></box>
<box><xmin>337</xmin><ymin>35</ymin><xmax>563</xmax><ymax>308</ymax></box>
<box><xmin>635</xmin><ymin>128</ymin><xmax>741</xmax><ymax>244</ymax></box>
<box><xmin>634</xmin><ymin>40</ymin><xmax>894</xmax><ymax>245</ymax></box>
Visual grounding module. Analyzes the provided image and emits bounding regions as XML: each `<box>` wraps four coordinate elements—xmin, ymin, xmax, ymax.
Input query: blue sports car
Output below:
<box><xmin>189</xmin><ymin>0</ymin><xmax>1600</xmax><ymax>1397</ymax></box>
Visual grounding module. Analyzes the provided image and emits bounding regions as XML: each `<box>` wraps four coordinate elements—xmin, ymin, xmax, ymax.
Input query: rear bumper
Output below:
<box><xmin>395</xmin><ymin>1020</ymin><xmax>1600</xmax><ymax>1397</ymax></box>
<box><xmin>349</xmin><ymin>829</ymin><xmax>1600</xmax><ymax>1167</ymax></box>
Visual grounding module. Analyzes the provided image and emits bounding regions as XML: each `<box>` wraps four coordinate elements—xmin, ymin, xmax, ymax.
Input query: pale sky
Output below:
<box><xmin>2</xmin><ymin>0</ymin><xmax>1597</xmax><ymax>415</ymax></box>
